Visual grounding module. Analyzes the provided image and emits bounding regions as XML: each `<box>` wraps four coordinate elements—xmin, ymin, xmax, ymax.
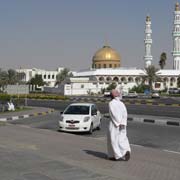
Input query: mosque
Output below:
<box><xmin>63</xmin><ymin>3</ymin><xmax>180</xmax><ymax>95</ymax></box>
<box><xmin>17</xmin><ymin>3</ymin><xmax>180</xmax><ymax>95</ymax></box>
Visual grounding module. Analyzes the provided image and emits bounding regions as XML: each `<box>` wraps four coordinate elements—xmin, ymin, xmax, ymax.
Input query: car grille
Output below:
<box><xmin>66</xmin><ymin>120</ymin><xmax>80</xmax><ymax>124</ymax></box>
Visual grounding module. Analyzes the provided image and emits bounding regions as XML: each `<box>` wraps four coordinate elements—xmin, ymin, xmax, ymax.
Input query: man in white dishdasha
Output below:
<box><xmin>107</xmin><ymin>89</ymin><xmax>131</xmax><ymax>161</ymax></box>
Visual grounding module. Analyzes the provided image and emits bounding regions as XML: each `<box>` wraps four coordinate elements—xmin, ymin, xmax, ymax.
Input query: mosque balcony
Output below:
<box><xmin>173</xmin><ymin>32</ymin><xmax>180</xmax><ymax>36</ymax></box>
<box><xmin>145</xmin><ymin>29</ymin><xmax>152</xmax><ymax>34</ymax></box>
<box><xmin>174</xmin><ymin>20</ymin><xmax>180</xmax><ymax>25</ymax></box>
<box><xmin>172</xmin><ymin>51</ymin><xmax>180</xmax><ymax>56</ymax></box>
<box><xmin>144</xmin><ymin>39</ymin><xmax>152</xmax><ymax>43</ymax></box>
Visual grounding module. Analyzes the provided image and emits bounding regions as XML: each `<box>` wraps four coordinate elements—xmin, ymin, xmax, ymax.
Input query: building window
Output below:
<box><xmin>98</xmin><ymin>64</ymin><xmax>101</xmax><ymax>68</ymax></box>
<box><xmin>81</xmin><ymin>84</ymin><xmax>84</xmax><ymax>88</ymax></box>
<box><xmin>99</xmin><ymin>77</ymin><xmax>104</xmax><ymax>81</ymax></box>
<box><xmin>44</xmin><ymin>75</ymin><xmax>46</xmax><ymax>79</ymax></box>
<box><xmin>52</xmin><ymin>75</ymin><xmax>55</xmax><ymax>79</ymax></box>
<box><xmin>48</xmin><ymin>75</ymin><xmax>50</xmax><ymax>79</ymax></box>
<box><xmin>114</xmin><ymin>64</ymin><xmax>117</xmax><ymax>68</ymax></box>
<box><xmin>106</xmin><ymin>76</ymin><xmax>111</xmax><ymax>81</ymax></box>
<box><xmin>109</xmin><ymin>64</ymin><xmax>112</xmax><ymax>68</ymax></box>
<box><xmin>113</xmin><ymin>77</ymin><xmax>119</xmax><ymax>82</ymax></box>
<box><xmin>103</xmin><ymin>64</ymin><xmax>106</xmax><ymax>68</ymax></box>
<box><xmin>128</xmin><ymin>77</ymin><xmax>133</xmax><ymax>82</ymax></box>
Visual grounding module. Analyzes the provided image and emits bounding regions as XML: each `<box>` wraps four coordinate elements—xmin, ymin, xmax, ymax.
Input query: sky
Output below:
<box><xmin>0</xmin><ymin>0</ymin><xmax>178</xmax><ymax>71</ymax></box>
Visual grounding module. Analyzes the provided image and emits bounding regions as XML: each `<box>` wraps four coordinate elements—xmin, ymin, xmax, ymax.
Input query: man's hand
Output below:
<box><xmin>119</xmin><ymin>124</ymin><xmax>125</xmax><ymax>130</ymax></box>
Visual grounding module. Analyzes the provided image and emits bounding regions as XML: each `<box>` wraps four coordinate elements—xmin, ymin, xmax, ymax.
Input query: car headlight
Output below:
<box><xmin>83</xmin><ymin>116</ymin><xmax>90</xmax><ymax>122</ymax></box>
<box><xmin>59</xmin><ymin>116</ymin><xmax>64</xmax><ymax>122</ymax></box>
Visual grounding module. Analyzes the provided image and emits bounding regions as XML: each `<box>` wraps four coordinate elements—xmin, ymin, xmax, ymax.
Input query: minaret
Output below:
<box><xmin>172</xmin><ymin>2</ymin><xmax>180</xmax><ymax>70</ymax></box>
<box><xmin>144</xmin><ymin>15</ymin><xmax>153</xmax><ymax>68</ymax></box>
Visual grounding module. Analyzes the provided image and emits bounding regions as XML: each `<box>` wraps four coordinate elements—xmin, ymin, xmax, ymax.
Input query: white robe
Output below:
<box><xmin>107</xmin><ymin>97</ymin><xmax>131</xmax><ymax>159</ymax></box>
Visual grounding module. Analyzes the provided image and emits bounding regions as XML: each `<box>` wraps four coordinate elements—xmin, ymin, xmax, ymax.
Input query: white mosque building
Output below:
<box><xmin>63</xmin><ymin>3</ymin><xmax>180</xmax><ymax>95</ymax></box>
<box><xmin>17</xmin><ymin>3</ymin><xmax>180</xmax><ymax>95</ymax></box>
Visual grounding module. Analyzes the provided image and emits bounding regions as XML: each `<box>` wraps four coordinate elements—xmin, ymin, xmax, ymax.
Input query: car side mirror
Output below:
<box><xmin>92</xmin><ymin>111</ymin><xmax>97</xmax><ymax>116</ymax></box>
<box><xmin>60</xmin><ymin>111</ymin><xmax>63</xmax><ymax>115</ymax></box>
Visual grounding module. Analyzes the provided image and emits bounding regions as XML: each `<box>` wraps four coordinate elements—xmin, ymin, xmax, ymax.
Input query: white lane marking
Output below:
<box><xmin>163</xmin><ymin>149</ymin><xmax>180</xmax><ymax>155</ymax></box>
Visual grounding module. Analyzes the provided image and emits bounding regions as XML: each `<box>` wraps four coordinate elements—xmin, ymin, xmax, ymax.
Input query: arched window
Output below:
<box><xmin>121</xmin><ymin>77</ymin><xmax>126</xmax><ymax>82</ymax></box>
<box><xmin>99</xmin><ymin>76</ymin><xmax>104</xmax><ymax>81</ymax></box>
<box><xmin>170</xmin><ymin>77</ymin><xmax>176</xmax><ymax>83</ymax></box>
<box><xmin>106</xmin><ymin>76</ymin><xmax>112</xmax><ymax>81</ymax></box>
<box><xmin>113</xmin><ymin>77</ymin><xmax>119</xmax><ymax>82</ymax></box>
<box><xmin>128</xmin><ymin>77</ymin><xmax>133</xmax><ymax>82</ymax></box>
<box><xmin>135</xmin><ymin>77</ymin><xmax>141</xmax><ymax>83</ymax></box>
<box><xmin>163</xmin><ymin>77</ymin><xmax>169</xmax><ymax>82</ymax></box>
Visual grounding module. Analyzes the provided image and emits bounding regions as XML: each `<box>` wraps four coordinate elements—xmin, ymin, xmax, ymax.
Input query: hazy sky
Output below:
<box><xmin>0</xmin><ymin>0</ymin><xmax>178</xmax><ymax>71</ymax></box>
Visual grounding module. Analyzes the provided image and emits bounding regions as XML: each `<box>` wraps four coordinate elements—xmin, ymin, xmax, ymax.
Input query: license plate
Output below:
<box><xmin>68</xmin><ymin>124</ymin><xmax>75</xmax><ymax>128</ymax></box>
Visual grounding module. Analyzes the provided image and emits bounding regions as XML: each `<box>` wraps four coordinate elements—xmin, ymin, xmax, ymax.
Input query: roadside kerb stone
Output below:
<box><xmin>0</xmin><ymin>108</ymin><xmax>54</xmax><ymax>122</ymax></box>
<box><xmin>103</xmin><ymin>113</ymin><xmax>180</xmax><ymax>127</ymax></box>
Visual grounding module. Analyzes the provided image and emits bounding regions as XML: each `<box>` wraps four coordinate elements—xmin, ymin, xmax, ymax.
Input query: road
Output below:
<box><xmin>27</xmin><ymin>98</ymin><xmax>180</xmax><ymax>118</ymax></box>
<box><xmin>9</xmin><ymin>111</ymin><xmax>180</xmax><ymax>153</ymax></box>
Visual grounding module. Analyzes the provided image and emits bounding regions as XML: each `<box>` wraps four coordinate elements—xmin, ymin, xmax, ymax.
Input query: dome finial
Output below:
<box><xmin>175</xmin><ymin>2</ymin><xmax>180</xmax><ymax>11</ymax></box>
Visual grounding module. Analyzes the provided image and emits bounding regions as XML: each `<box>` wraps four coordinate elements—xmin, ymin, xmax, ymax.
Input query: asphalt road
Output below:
<box><xmin>27</xmin><ymin>98</ymin><xmax>180</xmax><ymax>118</ymax></box>
<box><xmin>9</xmin><ymin>111</ymin><xmax>180</xmax><ymax>153</ymax></box>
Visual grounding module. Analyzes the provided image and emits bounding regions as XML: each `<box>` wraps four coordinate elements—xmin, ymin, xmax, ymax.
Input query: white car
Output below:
<box><xmin>59</xmin><ymin>103</ymin><xmax>102</xmax><ymax>134</ymax></box>
<box><xmin>151</xmin><ymin>92</ymin><xmax>160</xmax><ymax>98</ymax></box>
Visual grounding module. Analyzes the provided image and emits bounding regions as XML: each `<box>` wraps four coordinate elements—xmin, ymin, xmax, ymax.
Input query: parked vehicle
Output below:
<box><xmin>127</xmin><ymin>91</ymin><xmax>138</xmax><ymax>98</ymax></box>
<box><xmin>151</xmin><ymin>92</ymin><xmax>160</xmax><ymax>98</ymax></box>
<box><xmin>168</xmin><ymin>88</ymin><xmax>179</xmax><ymax>94</ymax></box>
<box><xmin>103</xmin><ymin>91</ymin><xmax>111</xmax><ymax>97</ymax></box>
<box><xmin>59</xmin><ymin>103</ymin><xmax>102</xmax><ymax>134</ymax></box>
<box><xmin>123</xmin><ymin>91</ymin><xmax>138</xmax><ymax>98</ymax></box>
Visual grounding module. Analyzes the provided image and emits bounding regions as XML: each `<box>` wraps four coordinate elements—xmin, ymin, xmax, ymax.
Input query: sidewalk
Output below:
<box><xmin>0</xmin><ymin>124</ymin><xmax>180</xmax><ymax>180</ymax></box>
<box><xmin>0</xmin><ymin>106</ymin><xmax>54</xmax><ymax>122</ymax></box>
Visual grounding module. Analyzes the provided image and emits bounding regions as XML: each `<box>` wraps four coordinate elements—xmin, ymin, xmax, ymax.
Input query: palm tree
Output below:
<box><xmin>142</xmin><ymin>65</ymin><xmax>159</xmax><ymax>91</ymax></box>
<box><xmin>159</xmin><ymin>52</ymin><xmax>167</xmax><ymax>69</ymax></box>
<box><xmin>55</xmin><ymin>68</ymin><xmax>73</xmax><ymax>86</ymax></box>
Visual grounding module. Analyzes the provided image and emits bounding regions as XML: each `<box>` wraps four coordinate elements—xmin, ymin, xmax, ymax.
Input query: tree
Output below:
<box><xmin>178</xmin><ymin>76</ymin><xmax>180</xmax><ymax>87</ymax></box>
<box><xmin>7</xmin><ymin>69</ymin><xmax>18</xmax><ymax>84</ymax></box>
<box><xmin>159</xmin><ymin>52</ymin><xmax>167</xmax><ymax>69</ymax></box>
<box><xmin>28</xmin><ymin>74</ymin><xmax>45</xmax><ymax>87</ymax></box>
<box><xmin>142</xmin><ymin>65</ymin><xmax>160</xmax><ymax>91</ymax></box>
<box><xmin>55</xmin><ymin>68</ymin><xmax>73</xmax><ymax>86</ymax></box>
<box><xmin>106</xmin><ymin>82</ymin><xmax>117</xmax><ymax>91</ymax></box>
<box><xmin>0</xmin><ymin>69</ymin><xmax>8</xmax><ymax>91</ymax></box>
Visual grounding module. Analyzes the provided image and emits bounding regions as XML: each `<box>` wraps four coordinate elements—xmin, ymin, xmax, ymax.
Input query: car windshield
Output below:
<box><xmin>64</xmin><ymin>105</ymin><xmax>90</xmax><ymax>115</ymax></box>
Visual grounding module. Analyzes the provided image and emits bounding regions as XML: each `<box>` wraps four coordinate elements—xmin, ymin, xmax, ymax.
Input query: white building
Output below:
<box><xmin>16</xmin><ymin>67</ymin><xmax>64</xmax><ymax>87</ymax></box>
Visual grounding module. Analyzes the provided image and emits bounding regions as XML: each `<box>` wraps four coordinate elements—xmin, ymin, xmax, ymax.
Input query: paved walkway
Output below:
<box><xmin>0</xmin><ymin>123</ymin><xmax>180</xmax><ymax>180</ymax></box>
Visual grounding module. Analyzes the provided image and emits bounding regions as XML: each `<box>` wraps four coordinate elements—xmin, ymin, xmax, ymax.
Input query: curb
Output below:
<box><xmin>103</xmin><ymin>114</ymin><xmax>180</xmax><ymax>127</ymax></box>
<box><xmin>0</xmin><ymin>109</ymin><xmax>54</xmax><ymax>122</ymax></box>
<box><xmin>69</xmin><ymin>98</ymin><xmax>180</xmax><ymax>107</ymax></box>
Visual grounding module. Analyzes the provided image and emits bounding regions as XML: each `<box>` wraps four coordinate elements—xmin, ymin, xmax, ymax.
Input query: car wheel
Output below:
<box><xmin>97</xmin><ymin>119</ymin><xmax>101</xmax><ymax>130</ymax></box>
<box><xmin>88</xmin><ymin>123</ymin><xmax>93</xmax><ymax>134</ymax></box>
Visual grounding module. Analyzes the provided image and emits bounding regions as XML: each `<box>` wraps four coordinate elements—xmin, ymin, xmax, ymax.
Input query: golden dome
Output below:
<box><xmin>92</xmin><ymin>45</ymin><xmax>121</xmax><ymax>69</ymax></box>
<box><xmin>93</xmin><ymin>45</ymin><xmax>120</xmax><ymax>61</ymax></box>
